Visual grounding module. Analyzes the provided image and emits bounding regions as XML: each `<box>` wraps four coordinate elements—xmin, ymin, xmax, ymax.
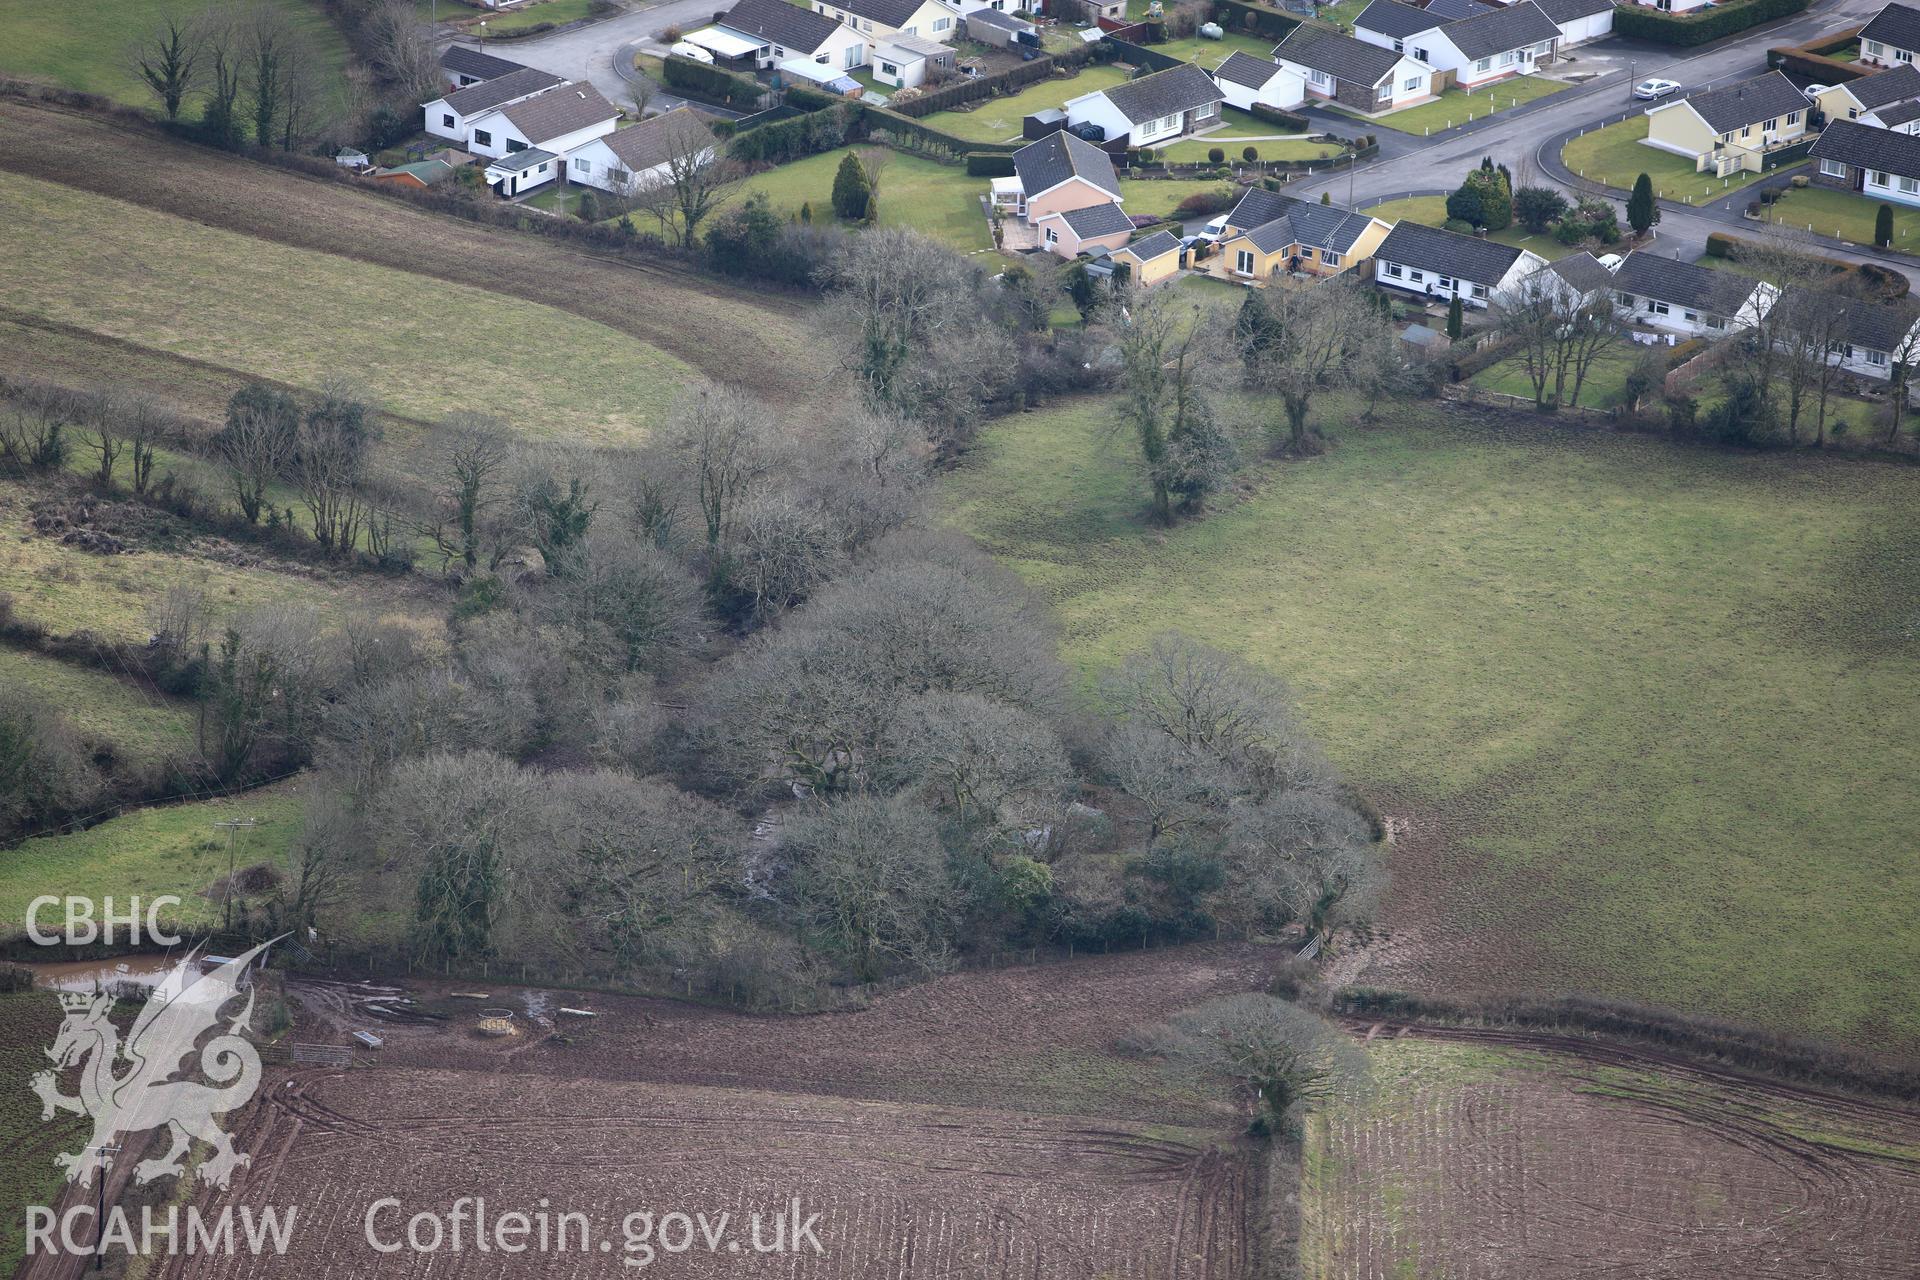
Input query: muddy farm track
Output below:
<box><xmin>0</xmin><ymin>98</ymin><xmax>833</xmax><ymax>410</ymax></box>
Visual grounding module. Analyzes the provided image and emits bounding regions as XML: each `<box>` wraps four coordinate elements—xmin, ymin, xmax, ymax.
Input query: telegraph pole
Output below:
<box><xmin>213</xmin><ymin>818</ymin><xmax>258</xmax><ymax>932</ymax></box>
<box><xmin>91</xmin><ymin>1143</ymin><xmax>120</xmax><ymax>1272</ymax></box>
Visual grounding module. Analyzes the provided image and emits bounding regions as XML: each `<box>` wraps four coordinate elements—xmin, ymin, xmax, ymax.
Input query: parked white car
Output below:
<box><xmin>1803</xmin><ymin>83</ymin><xmax>1832</xmax><ymax>101</ymax></box>
<box><xmin>1633</xmin><ymin>78</ymin><xmax>1681</xmax><ymax>100</ymax></box>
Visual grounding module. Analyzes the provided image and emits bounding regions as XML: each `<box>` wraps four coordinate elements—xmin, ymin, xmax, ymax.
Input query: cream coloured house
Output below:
<box><xmin>1642</xmin><ymin>71</ymin><xmax>1810</xmax><ymax>174</ymax></box>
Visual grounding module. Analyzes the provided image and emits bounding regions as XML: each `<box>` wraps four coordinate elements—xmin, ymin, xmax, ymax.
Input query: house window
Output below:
<box><xmin>506</xmin><ymin>138</ymin><xmax>527</xmax><ymax>153</ymax></box>
<box><xmin>1902</xmin><ymin>175</ymin><xmax>1920</xmax><ymax>195</ymax></box>
<box><xmin>1683</xmin><ymin>309</ymin><xmax>1699</xmax><ymax>322</ymax></box>
<box><xmin>934</xmin><ymin>16</ymin><xmax>951</xmax><ymax>29</ymax></box>
<box><xmin>1377</xmin><ymin>82</ymin><xmax>1393</xmax><ymax>101</ymax></box>
<box><xmin>1475</xmin><ymin>57</ymin><xmax>1491</xmax><ymax>72</ymax></box>
<box><xmin>1409</xmin><ymin>268</ymin><xmax>1425</xmax><ymax>283</ymax></box>
<box><xmin>1322</xmin><ymin>251</ymin><xmax>1342</xmax><ymax>267</ymax></box>
<box><xmin>1901</xmin><ymin>49</ymin><xmax>1915</xmax><ymax>63</ymax></box>
<box><xmin>1869</xmin><ymin>348</ymin><xmax>1890</xmax><ymax>365</ymax></box>
<box><xmin>1384</xmin><ymin>262</ymin><xmax>1404</xmax><ymax>278</ymax></box>
<box><xmin>1436</xmin><ymin>274</ymin><xmax>1455</xmax><ymax>291</ymax></box>
<box><xmin>535</xmin><ymin>162</ymin><xmax>547</xmax><ymax>174</ymax></box>
<box><xmin>610</xmin><ymin>167</ymin><xmax>631</xmax><ymax>186</ymax></box>
<box><xmin>473</xmin><ymin>129</ymin><xmax>492</xmax><ymax>147</ymax></box>
<box><xmin>1616</xmin><ymin>291</ymin><xmax>1633</xmax><ymax>306</ymax></box>
<box><xmin>1821</xmin><ymin>158</ymin><xmax>1848</xmax><ymax>177</ymax></box>
<box><xmin>1720</xmin><ymin>131</ymin><xmax>1735</xmax><ymax>144</ymax></box>
<box><xmin>1649</xmin><ymin>300</ymin><xmax>1670</xmax><ymax>315</ymax></box>
<box><xmin>1301</xmin><ymin>248</ymin><xmax>1317</xmax><ymax>262</ymax></box>
<box><xmin>1392</xmin><ymin>39</ymin><xmax>1404</xmax><ymax>52</ymax></box>
<box><xmin>1470</xmin><ymin>283</ymin><xmax>1488</xmax><ymax>299</ymax></box>
<box><xmin>1871</xmin><ymin>170</ymin><xmax>1892</xmax><ymax>188</ymax></box>
<box><xmin>1867</xmin><ymin>39</ymin><xmax>1885</xmax><ymax>55</ymax></box>
<box><xmin>1309</xmin><ymin>69</ymin><xmax>1329</xmax><ymax>86</ymax></box>
<box><xmin>1044</xmin><ymin>226</ymin><xmax>1058</xmax><ymax>244</ymax></box>
<box><xmin>1236</xmin><ymin>249</ymin><xmax>1255</xmax><ymax>274</ymax></box>
<box><xmin>1705</xmin><ymin>315</ymin><xmax>1725</xmax><ymax>329</ymax></box>
<box><xmin>1850</xmin><ymin>107</ymin><xmax>1860</xmax><ymax>118</ymax></box>
<box><xmin>1414</xmin><ymin>46</ymin><xmax>1428</xmax><ymax>60</ymax></box>
<box><xmin>573</xmin><ymin>157</ymin><xmax>589</xmax><ymax>172</ymax></box>
<box><xmin>1787</xmin><ymin>110</ymin><xmax>1801</xmax><ymax>124</ymax></box>
<box><xmin>1404</xmin><ymin>76</ymin><xmax>1420</xmax><ymax>91</ymax></box>
<box><xmin>442</xmin><ymin>113</ymin><xmax>455</xmax><ymax>128</ymax></box>
<box><xmin>882</xmin><ymin>61</ymin><xmax>899</xmax><ymax>74</ymax></box>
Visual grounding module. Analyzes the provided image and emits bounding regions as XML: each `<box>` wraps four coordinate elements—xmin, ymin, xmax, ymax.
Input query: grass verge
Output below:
<box><xmin>1560</xmin><ymin>115</ymin><xmax>1771</xmax><ymax>205</ymax></box>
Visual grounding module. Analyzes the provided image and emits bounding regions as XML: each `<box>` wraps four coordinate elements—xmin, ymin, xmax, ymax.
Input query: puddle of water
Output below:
<box><xmin>25</xmin><ymin>955</ymin><xmax>178</xmax><ymax>993</ymax></box>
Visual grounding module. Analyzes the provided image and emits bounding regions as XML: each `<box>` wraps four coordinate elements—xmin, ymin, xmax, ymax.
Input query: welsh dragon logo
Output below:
<box><xmin>30</xmin><ymin>939</ymin><xmax>277</xmax><ymax>1190</ymax></box>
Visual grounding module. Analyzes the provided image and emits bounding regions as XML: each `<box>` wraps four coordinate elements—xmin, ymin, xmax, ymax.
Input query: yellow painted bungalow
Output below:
<box><xmin>1113</xmin><ymin>230</ymin><xmax>1184</xmax><ymax>287</ymax></box>
<box><xmin>811</xmin><ymin>0</ymin><xmax>958</xmax><ymax>42</ymax></box>
<box><xmin>1643</xmin><ymin>71</ymin><xmax>1810</xmax><ymax>175</ymax></box>
<box><xmin>1207</xmin><ymin>187</ymin><xmax>1391</xmax><ymax>285</ymax></box>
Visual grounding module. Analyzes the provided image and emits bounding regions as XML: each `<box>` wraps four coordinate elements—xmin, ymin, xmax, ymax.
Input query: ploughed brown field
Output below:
<box><xmin>109</xmin><ymin>947</ymin><xmax>1920</xmax><ymax>1280</ymax></box>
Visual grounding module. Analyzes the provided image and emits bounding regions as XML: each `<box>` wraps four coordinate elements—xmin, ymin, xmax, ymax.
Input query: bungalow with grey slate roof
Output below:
<box><xmin>1810</xmin><ymin>64</ymin><xmax>1920</xmax><ymax>134</ymax></box>
<box><xmin>992</xmin><ymin>129</ymin><xmax>1124</xmax><ymax>245</ymax></box>
<box><xmin>1861</xmin><ymin>2</ymin><xmax>1920</xmax><ymax>68</ymax></box>
<box><xmin>688</xmin><ymin>0</ymin><xmax>871</xmax><ymax>71</ymax></box>
<box><xmin>1034</xmin><ymin>200</ymin><xmax>1135</xmax><ymax>257</ymax></box>
<box><xmin>440</xmin><ymin>45</ymin><xmax>531</xmax><ymax>90</ymax></box>
<box><xmin>1397</xmin><ymin>1</ymin><xmax>1561</xmax><ymax>88</ymax></box>
<box><xmin>1811</xmin><ymin>117</ymin><xmax>1920</xmax><ymax>207</ymax></box>
<box><xmin>1063</xmin><ymin>63</ymin><xmax>1224</xmax><ymax>148</ymax></box>
<box><xmin>567</xmin><ymin>106</ymin><xmax>716</xmax><ymax>194</ymax></box>
<box><xmin>423</xmin><ymin>66</ymin><xmax>564</xmax><ymax>145</ymax></box>
<box><xmin>1528</xmin><ymin>0</ymin><xmax>1612</xmax><ymax>48</ymax></box>
<box><xmin>1769</xmin><ymin>289</ymin><xmax>1920</xmax><ymax>381</ymax></box>
<box><xmin>1212</xmin><ymin>51</ymin><xmax>1306</xmax><ymax>112</ymax></box>
<box><xmin>466</xmin><ymin>82</ymin><xmax>621</xmax><ymax>195</ymax></box>
<box><xmin>1643</xmin><ymin>71</ymin><xmax>1810</xmax><ymax>173</ymax></box>
<box><xmin>1208</xmin><ymin>187</ymin><xmax>1392</xmax><ymax>284</ymax></box>
<box><xmin>1373</xmin><ymin>220</ymin><xmax>1545</xmax><ymax>307</ymax></box>
<box><xmin>1608</xmin><ymin>251</ymin><xmax>1777</xmax><ymax>336</ymax></box>
<box><xmin>1273</xmin><ymin>25</ymin><xmax>1434</xmax><ymax>113</ymax></box>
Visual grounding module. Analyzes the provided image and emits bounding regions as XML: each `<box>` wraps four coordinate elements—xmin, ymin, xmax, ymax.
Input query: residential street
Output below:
<box><xmin>1284</xmin><ymin>0</ymin><xmax>1911</xmax><ymax>275</ymax></box>
<box><xmin>465</xmin><ymin>0</ymin><xmax>1917</xmax><ymax>274</ymax></box>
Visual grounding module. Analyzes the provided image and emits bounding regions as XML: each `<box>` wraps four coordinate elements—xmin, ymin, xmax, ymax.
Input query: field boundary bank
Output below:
<box><xmin>1333</xmin><ymin>989</ymin><xmax>1920</xmax><ymax>1103</ymax></box>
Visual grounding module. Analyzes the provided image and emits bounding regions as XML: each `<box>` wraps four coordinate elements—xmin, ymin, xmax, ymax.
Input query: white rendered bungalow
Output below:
<box><xmin>464</xmin><ymin>82</ymin><xmax>620</xmax><ymax>168</ymax></box>
<box><xmin>1608</xmin><ymin>251</ymin><xmax>1777</xmax><ymax>336</ymax></box>
<box><xmin>1353</xmin><ymin>0</ymin><xmax>1560</xmax><ymax>89</ymax></box>
<box><xmin>1272</xmin><ymin>26</ymin><xmax>1434</xmax><ymax>114</ymax></box>
<box><xmin>423</xmin><ymin>66</ymin><xmax>563</xmax><ymax>145</ymax></box>
<box><xmin>1212</xmin><ymin>51</ymin><xmax>1306</xmax><ymax>112</ymax></box>
<box><xmin>1372</xmin><ymin>220</ymin><xmax>1545</xmax><ymax>308</ymax></box>
<box><xmin>566</xmin><ymin>107</ymin><xmax>716</xmax><ymax>193</ymax></box>
<box><xmin>1064</xmin><ymin>63</ymin><xmax>1224</xmax><ymax>148</ymax></box>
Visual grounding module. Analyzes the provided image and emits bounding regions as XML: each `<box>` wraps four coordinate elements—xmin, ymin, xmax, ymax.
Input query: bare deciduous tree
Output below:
<box><xmin>1109</xmin><ymin>287</ymin><xmax>1235</xmax><ymax>524</ymax></box>
<box><xmin>216</xmin><ymin>382</ymin><xmax>298</xmax><ymax>523</ymax></box>
<box><xmin>1238</xmin><ymin>275</ymin><xmax>1395</xmax><ymax>450</ymax></box>
<box><xmin>424</xmin><ymin>412</ymin><xmax>511</xmax><ymax>572</ymax></box>
<box><xmin>630</xmin><ymin>110</ymin><xmax>740</xmax><ymax>248</ymax></box>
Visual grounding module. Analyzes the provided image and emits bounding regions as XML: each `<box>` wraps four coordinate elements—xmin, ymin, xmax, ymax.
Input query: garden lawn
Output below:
<box><xmin>942</xmin><ymin>397</ymin><xmax>1920</xmax><ymax>1053</ymax></box>
<box><xmin>920</xmin><ymin>65</ymin><xmax>1132</xmax><ymax>142</ymax></box>
<box><xmin>1156</xmin><ymin>108</ymin><xmax>1344</xmax><ymax>163</ymax></box>
<box><xmin>1363</xmin><ymin>74</ymin><xmax>1566</xmax><ymax>135</ymax></box>
<box><xmin>1118</xmin><ymin>176</ymin><xmax>1239</xmax><ymax>219</ymax></box>
<box><xmin>1561</xmin><ymin>115</ymin><xmax>1769</xmax><ymax>205</ymax></box>
<box><xmin>1365</xmin><ymin>194</ymin><xmax>1574</xmax><ymax>260</ymax></box>
<box><xmin>735</xmin><ymin>147</ymin><xmax>991</xmax><ymax>249</ymax></box>
<box><xmin>1145</xmin><ymin>30</ymin><xmax>1284</xmax><ymax>66</ymax></box>
<box><xmin>1754</xmin><ymin>184</ymin><xmax>1920</xmax><ymax>250</ymax></box>
<box><xmin>471</xmin><ymin>0</ymin><xmax>592</xmax><ymax>32</ymax></box>
<box><xmin>1470</xmin><ymin>343</ymin><xmax>1640</xmax><ymax>409</ymax></box>
<box><xmin>0</xmin><ymin>0</ymin><xmax>349</xmax><ymax>108</ymax></box>
<box><xmin>0</xmin><ymin>172</ymin><xmax>693</xmax><ymax>445</ymax></box>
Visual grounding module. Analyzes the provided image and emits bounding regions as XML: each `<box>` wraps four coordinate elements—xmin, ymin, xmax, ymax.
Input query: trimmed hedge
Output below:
<box><xmin>966</xmin><ymin>151</ymin><xmax>1018</xmax><ymax>176</ymax></box>
<box><xmin>1247</xmin><ymin>102</ymin><xmax>1311</xmax><ymax>132</ymax></box>
<box><xmin>660</xmin><ymin>54</ymin><xmax>766</xmax><ymax>108</ymax></box>
<box><xmin>727</xmin><ymin>106</ymin><xmax>853</xmax><ymax>165</ymax></box>
<box><xmin>1210</xmin><ymin>0</ymin><xmax>1300</xmax><ymax>40</ymax></box>
<box><xmin>1614</xmin><ymin>0</ymin><xmax>1808</xmax><ymax>46</ymax></box>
